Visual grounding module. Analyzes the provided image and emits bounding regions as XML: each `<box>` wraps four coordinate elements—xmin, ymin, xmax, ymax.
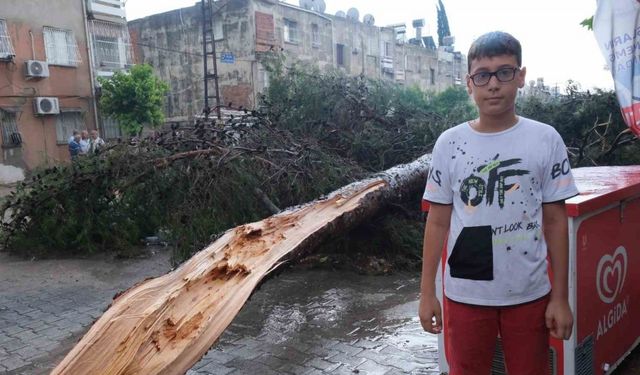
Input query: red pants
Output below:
<box><xmin>445</xmin><ymin>294</ymin><xmax>550</xmax><ymax>375</ymax></box>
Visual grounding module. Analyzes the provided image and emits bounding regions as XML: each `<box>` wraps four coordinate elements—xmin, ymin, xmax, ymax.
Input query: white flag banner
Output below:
<box><xmin>593</xmin><ymin>0</ymin><xmax>640</xmax><ymax>137</ymax></box>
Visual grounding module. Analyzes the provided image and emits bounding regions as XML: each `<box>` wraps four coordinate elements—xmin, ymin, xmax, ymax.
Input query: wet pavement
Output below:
<box><xmin>188</xmin><ymin>268</ymin><xmax>439</xmax><ymax>375</ymax></box>
<box><xmin>0</xmin><ymin>249</ymin><xmax>439</xmax><ymax>374</ymax></box>
<box><xmin>2</xmin><ymin>248</ymin><xmax>638</xmax><ymax>375</ymax></box>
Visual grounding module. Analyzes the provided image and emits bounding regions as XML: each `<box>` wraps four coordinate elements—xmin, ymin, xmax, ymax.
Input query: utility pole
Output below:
<box><xmin>201</xmin><ymin>0</ymin><xmax>222</xmax><ymax>120</ymax></box>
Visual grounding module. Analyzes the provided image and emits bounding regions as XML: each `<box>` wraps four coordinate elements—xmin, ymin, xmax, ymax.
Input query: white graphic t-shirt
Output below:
<box><xmin>423</xmin><ymin>117</ymin><xmax>579</xmax><ymax>306</ymax></box>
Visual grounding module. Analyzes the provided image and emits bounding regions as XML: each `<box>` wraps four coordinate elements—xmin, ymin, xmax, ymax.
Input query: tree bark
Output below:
<box><xmin>51</xmin><ymin>154</ymin><xmax>432</xmax><ymax>375</ymax></box>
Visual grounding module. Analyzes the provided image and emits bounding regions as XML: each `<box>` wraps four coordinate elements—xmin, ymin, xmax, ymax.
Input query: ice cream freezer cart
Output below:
<box><xmin>422</xmin><ymin>166</ymin><xmax>640</xmax><ymax>375</ymax></box>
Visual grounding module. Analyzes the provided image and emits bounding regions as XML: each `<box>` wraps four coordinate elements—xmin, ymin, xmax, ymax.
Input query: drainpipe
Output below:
<box><xmin>81</xmin><ymin>0</ymin><xmax>101</xmax><ymax>135</ymax></box>
<box><xmin>28</xmin><ymin>31</ymin><xmax>36</xmax><ymax>60</ymax></box>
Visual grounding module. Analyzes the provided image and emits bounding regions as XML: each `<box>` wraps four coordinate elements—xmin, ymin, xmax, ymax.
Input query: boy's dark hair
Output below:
<box><xmin>467</xmin><ymin>31</ymin><xmax>522</xmax><ymax>72</ymax></box>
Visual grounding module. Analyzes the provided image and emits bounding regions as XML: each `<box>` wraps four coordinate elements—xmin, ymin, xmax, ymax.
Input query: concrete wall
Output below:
<box><xmin>129</xmin><ymin>0</ymin><xmax>257</xmax><ymax>121</ymax></box>
<box><xmin>128</xmin><ymin>0</ymin><xmax>466</xmax><ymax>121</ymax></box>
<box><xmin>0</xmin><ymin>0</ymin><xmax>96</xmax><ymax>172</ymax></box>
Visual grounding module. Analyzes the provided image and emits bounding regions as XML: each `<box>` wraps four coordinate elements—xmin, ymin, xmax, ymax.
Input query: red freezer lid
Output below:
<box><xmin>566</xmin><ymin>166</ymin><xmax>640</xmax><ymax>217</ymax></box>
<box><xmin>420</xmin><ymin>166</ymin><xmax>640</xmax><ymax>217</ymax></box>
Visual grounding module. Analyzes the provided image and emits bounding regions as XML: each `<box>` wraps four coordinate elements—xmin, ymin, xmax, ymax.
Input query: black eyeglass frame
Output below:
<box><xmin>468</xmin><ymin>67</ymin><xmax>521</xmax><ymax>87</ymax></box>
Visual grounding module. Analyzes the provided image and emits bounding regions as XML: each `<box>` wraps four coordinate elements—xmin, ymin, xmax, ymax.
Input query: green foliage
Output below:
<box><xmin>1</xmin><ymin>53</ymin><xmax>476</xmax><ymax>262</ymax></box>
<box><xmin>516</xmin><ymin>87</ymin><xmax>639</xmax><ymax>167</ymax></box>
<box><xmin>261</xmin><ymin>53</ymin><xmax>474</xmax><ymax>171</ymax></box>
<box><xmin>437</xmin><ymin>0</ymin><xmax>451</xmax><ymax>47</ymax></box>
<box><xmin>1</xmin><ymin>148</ymin><xmax>168</xmax><ymax>256</ymax></box>
<box><xmin>581</xmin><ymin>16</ymin><xmax>594</xmax><ymax>30</ymax></box>
<box><xmin>4</xmin><ymin>50</ymin><xmax>636</xmax><ymax>268</ymax></box>
<box><xmin>98</xmin><ymin>64</ymin><xmax>169</xmax><ymax>136</ymax></box>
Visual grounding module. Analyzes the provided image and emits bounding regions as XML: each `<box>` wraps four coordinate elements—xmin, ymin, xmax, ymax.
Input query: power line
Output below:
<box><xmin>131</xmin><ymin>41</ymin><xmax>203</xmax><ymax>57</ymax></box>
<box><xmin>129</xmin><ymin>40</ymin><xmax>260</xmax><ymax>62</ymax></box>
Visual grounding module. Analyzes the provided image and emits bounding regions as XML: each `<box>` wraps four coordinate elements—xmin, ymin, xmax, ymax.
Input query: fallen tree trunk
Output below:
<box><xmin>52</xmin><ymin>154</ymin><xmax>432</xmax><ymax>375</ymax></box>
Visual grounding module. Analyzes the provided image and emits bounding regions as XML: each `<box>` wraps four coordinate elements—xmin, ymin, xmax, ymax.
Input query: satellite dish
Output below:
<box><xmin>313</xmin><ymin>0</ymin><xmax>326</xmax><ymax>13</ymax></box>
<box><xmin>299</xmin><ymin>0</ymin><xmax>313</xmax><ymax>10</ymax></box>
<box><xmin>346</xmin><ymin>7</ymin><xmax>360</xmax><ymax>22</ymax></box>
<box><xmin>335</xmin><ymin>10</ymin><xmax>346</xmax><ymax>18</ymax></box>
<box><xmin>363</xmin><ymin>14</ymin><xmax>375</xmax><ymax>26</ymax></box>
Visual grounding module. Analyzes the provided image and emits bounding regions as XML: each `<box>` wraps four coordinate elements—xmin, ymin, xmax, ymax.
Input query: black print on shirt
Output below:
<box><xmin>429</xmin><ymin>167</ymin><xmax>443</xmax><ymax>187</ymax></box>
<box><xmin>449</xmin><ymin>225</ymin><xmax>494</xmax><ymax>280</ymax></box>
<box><xmin>459</xmin><ymin>155</ymin><xmax>530</xmax><ymax>208</ymax></box>
<box><xmin>551</xmin><ymin>158</ymin><xmax>570</xmax><ymax>179</ymax></box>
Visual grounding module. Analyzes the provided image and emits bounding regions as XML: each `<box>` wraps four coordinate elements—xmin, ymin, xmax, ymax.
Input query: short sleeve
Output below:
<box><xmin>541</xmin><ymin>131</ymin><xmax>579</xmax><ymax>203</ymax></box>
<box><xmin>423</xmin><ymin>134</ymin><xmax>453</xmax><ymax>204</ymax></box>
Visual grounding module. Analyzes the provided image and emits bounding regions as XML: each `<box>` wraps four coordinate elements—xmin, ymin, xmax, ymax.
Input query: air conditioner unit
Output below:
<box><xmin>33</xmin><ymin>97</ymin><xmax>60</xmax><ymax>115</ymax></box>
<box><xmin>25</xmin><ymin>60</ymin><xmax>50</xmax><ymax>78</ymax></box>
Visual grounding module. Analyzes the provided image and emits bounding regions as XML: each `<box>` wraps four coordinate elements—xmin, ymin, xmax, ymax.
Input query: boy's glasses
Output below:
<box><xmin>469</xmin><ymin>67</ymin><xmax>520</xmax><ymax>86</ymax></box>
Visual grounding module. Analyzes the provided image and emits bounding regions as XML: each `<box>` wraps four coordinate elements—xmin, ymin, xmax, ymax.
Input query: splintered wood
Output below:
<box><xmin>52</xmin><ymin>181</ymin><xmax>386</xmax><ymax>375</ymax></box>
<box><xmin>52</xmin><ymin>153</ymin><xmax>432</xmax><ymax>375</ymax></box>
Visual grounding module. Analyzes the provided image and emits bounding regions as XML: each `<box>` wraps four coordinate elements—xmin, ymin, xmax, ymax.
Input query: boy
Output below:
<box><xmin>419</xmin><ymin>31</ymin><xmax>578</xmax><ymax>375</ymax></box>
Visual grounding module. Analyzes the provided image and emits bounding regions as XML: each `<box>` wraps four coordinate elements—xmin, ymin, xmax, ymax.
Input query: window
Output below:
<box><xmin>213</xmin><ymin>17</ymin><xmax>224</xmax><ymax>40</ymax></box>
<box><xmin>56</xmin><ymin>112</ymin><xmax>84</xmax><ymax>143</ymax></box>
<box><xmin>405</xmin><ymin>55</ymin><xmax>419</xmax><ymax>72</ymax></box>
<box><xmin>0</xmin><ymin>110</ymin><xmax>20</xmax><ymax>148</ymax></box>
<box><xmin>366</xmin><ymin>55</ymin><xmax>377</xmax><ymax>68</ymax></box>
<box><xmin>102</xmin><ymin>116</ymin><xmax>122</xmax><ymax>140</ymax></box>
<box><xmin>430</xmin><ymin>68</ymin><xmax>436</xmax><ymax>85</ymax></box>
<box><xmin>258</xmin><ymin>64</ymin><xmax>270</xmax><ymax>90</ymax></box>
<box><xmin>0</xmin><ymin>19</ymin><xmax>15</xmax><ymax>59</ymax></box>
<box><xmin>384</xmin><ymin>42</ymin><xmax>392</xmax><ymax>57</ymax></box>
<box><xmin>311</xmin><ymin>23</ymin><xmax>320</xmax><ymax>46</ymax></box>
<box><xmin>336</xmin><ymin>44</ymin><xmax>345</xmax><ymax>66</ymax></box>
<box><xmin>44</xmin><ymin>27</ymin><xmax>81</xmax><ymax>66</ymax></box>
<box><xmin>283</xmin><ymin>19</ymin><xmax>298</xmax><ymax>43</ymax></box>
<box><xmin>89</xmin><ymin>20</ymin><xmax>134</xmax><ymax>70</ymax></box>
<box><xmin>367</xmin><ymin>36</ymin><xmax>379</xmax><ymax>56</ymax></box>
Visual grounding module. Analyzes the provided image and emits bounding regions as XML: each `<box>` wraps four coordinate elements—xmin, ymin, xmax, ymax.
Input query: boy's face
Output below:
<box><xmin>466</xmin><ymin>54</ymin><xmax>526</xmax><ymax>118</ymax></box>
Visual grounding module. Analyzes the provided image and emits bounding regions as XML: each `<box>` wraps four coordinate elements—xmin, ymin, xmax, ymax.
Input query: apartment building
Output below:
<box><xmin>0</xmin><ymin>0</ymin><xmax>132</xmax><ymax>174</ymax></box>
<box><xmin>128</xmin><ymin>0</ymin><xmax>466</xmax><ymax>123</ymax></box>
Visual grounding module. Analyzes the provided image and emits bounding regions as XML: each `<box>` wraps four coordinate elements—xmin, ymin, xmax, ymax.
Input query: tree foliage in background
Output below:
<box><xmin>581</xmin><ymin>16</ymin><xmax>594</xmax><ymax>30</ymax></box>
<box><xmin>261</xmin><ymin>54</ymin><xmax>476</xmax><ymax>171</ymax></box>
<box><xmin>0</xmin><ymin>54</ymin><xmax>474</xmax><ymax>264</ymax></box>
<box><xmin>437</xmin><ymin>0</ymin><xmax>451</xmax><ymax>47</ymax></box>
<box><xmin>1</xmin><ymin>53</ymin><xmax>636</xmax><ymax>270</ymax></box>
<box><xmin>517</xmin><ymin>86</ymin><xmax>639</xmax><ymax>167</ymax></box>
<box><xmin>98</xmin><ymin>64</ymin><xmax>169</xmax><ymax>136</ymax></box>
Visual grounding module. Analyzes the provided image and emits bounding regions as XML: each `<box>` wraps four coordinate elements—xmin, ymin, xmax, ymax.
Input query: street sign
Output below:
<box><xmin>220</xmin><ymin>52</ymin><xmax>235</xmax><ymax>64</ymax></box>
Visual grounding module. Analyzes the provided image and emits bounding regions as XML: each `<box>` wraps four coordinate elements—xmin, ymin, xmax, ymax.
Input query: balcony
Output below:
<box><xmin>86</xmin><ymin>0</ymin><xmax>126</xmax><ymax>20</ymax></box>
<box><xmin>89</xmin><ymin>20</ymin><xmax>134</xmax><ymax>71</ymax></box>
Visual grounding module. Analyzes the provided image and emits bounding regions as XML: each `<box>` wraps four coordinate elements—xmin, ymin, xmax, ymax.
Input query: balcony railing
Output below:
<box><xmin>89</xmin><ymin>20</ymin><xmax>133</xmax><ymax>70</ymax></box>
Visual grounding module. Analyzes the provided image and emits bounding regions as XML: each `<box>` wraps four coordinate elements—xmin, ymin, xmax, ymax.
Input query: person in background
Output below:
<box><xmin>79</xmin><ymin>130</ymin><xmax>90</xmax><ymax>155</ymax></box>
<box><xmin>68</xmin><ymin>130</ymin><xmax>79</xmax><ymax>144</ymax></box>
<box><xmin>89</xmin><ymin>130</ymin><xmax>105</xmax><ymax>153</ymax></box>
<box><xmin>68</xmin><ymin>133</ymin><xmax>81</xmax><ymax>161</ymax></box>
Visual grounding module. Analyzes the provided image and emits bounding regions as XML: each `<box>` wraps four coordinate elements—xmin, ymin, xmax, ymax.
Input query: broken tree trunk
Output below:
<box><xmin>51</xmin><ymin>154</ymin><xmax>432</xmax><ymax>375</ymax></box>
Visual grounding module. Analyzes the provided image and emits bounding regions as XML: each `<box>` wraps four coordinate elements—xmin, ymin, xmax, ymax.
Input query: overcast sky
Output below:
<box><xmin>125</xmin><ymin>0</ymin><xmax>613</xmax><ymax>91</ymax></box>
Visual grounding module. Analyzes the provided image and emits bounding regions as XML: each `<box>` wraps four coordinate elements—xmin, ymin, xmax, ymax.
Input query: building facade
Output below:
<box><xmin>0</xmin><ymin>0</ymin><xmax>132</xmax><ymax>175</ymax></box>
<box><xmin>128</xmin><ymin>0</ymin><xmax>466</xmax><ymax>123</ymax></box>
<box><xmin>518</xmin><ymin>77</ymin><xmax>561</xmax><ymax>99</ymax></box>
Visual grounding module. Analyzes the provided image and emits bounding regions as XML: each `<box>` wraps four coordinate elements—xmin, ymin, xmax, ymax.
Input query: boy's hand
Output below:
<box><xmin>545</xmin><ymin>298</ymin><xmax>573</xmax><ymax>340</ymax></box>
<box><xmin>419</xmin><ymin>294</ymin><xmax>442</xmax><ymax>334</ymax></box>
